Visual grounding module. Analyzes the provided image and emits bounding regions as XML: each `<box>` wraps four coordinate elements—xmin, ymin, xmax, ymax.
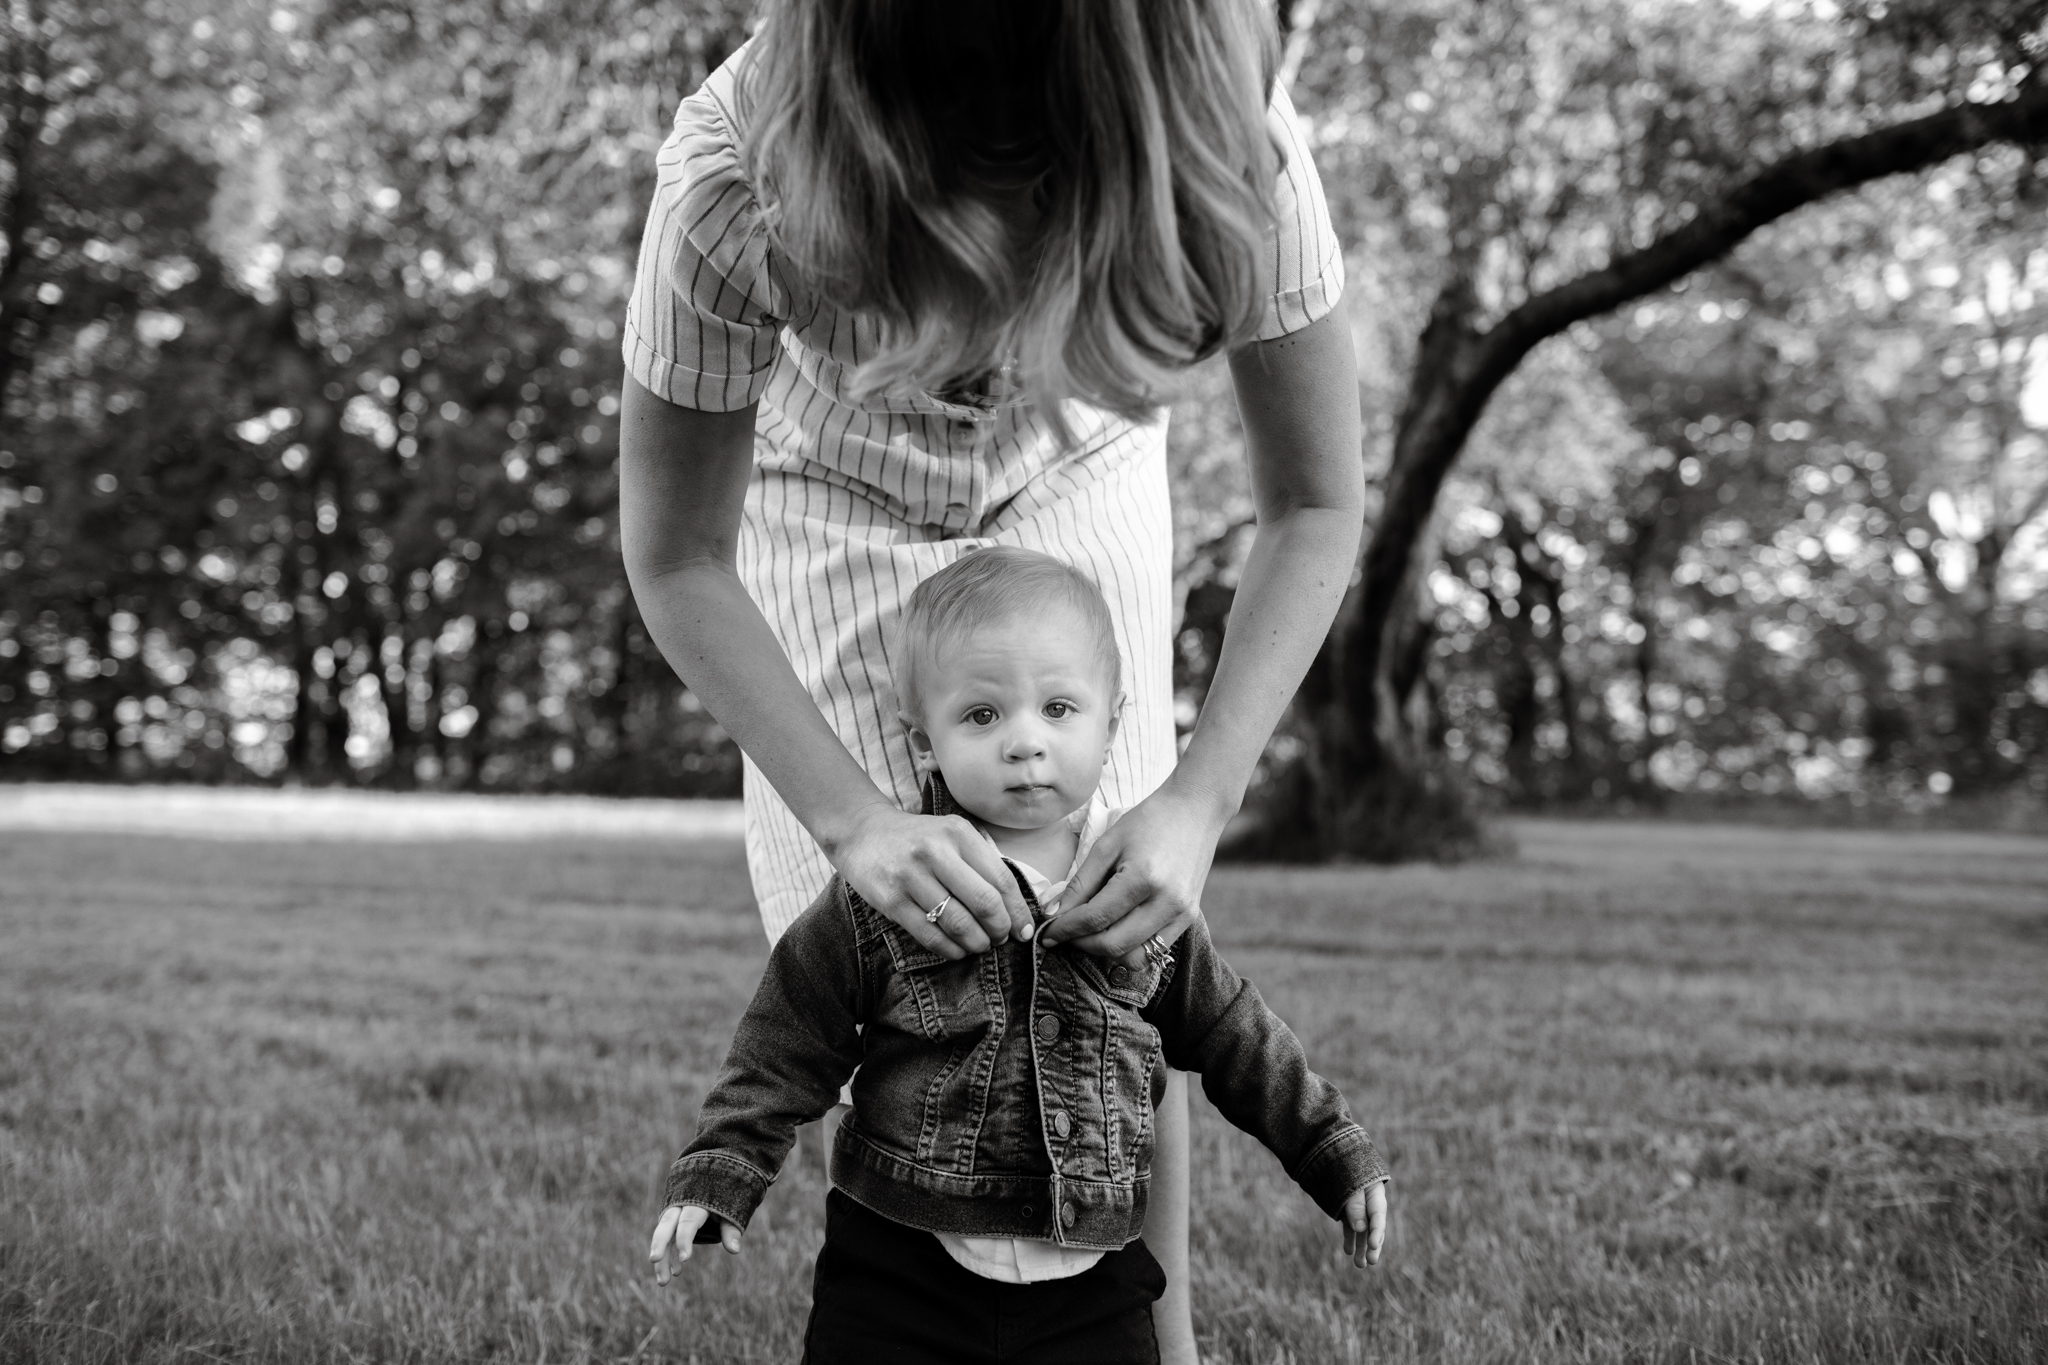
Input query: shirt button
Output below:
<box><xmin>1034</xmin><ymin>1014</ymin><xmax>1061</xmax><ymax>1044</ymax></box>
<box><xmin>1051</xmin><ymin>1110</ymin><xmax>1071</xmax><ymax>1139</ymax></box>
<box><xmin>1060</xmin><ymin>1202</ymin><xmax>1077</xmax><ymax>1228</ymax></box>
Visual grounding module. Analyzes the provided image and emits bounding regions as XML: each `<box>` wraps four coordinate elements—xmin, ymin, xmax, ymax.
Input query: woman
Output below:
<box><xmin>618</xmin><ymin>1</ymin><xmax>1362</xmax><ymax>1357</ymax></box>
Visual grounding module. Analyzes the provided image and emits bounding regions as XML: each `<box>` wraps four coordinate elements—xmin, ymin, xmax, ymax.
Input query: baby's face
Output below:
<box><xmin>908</xmin><ymin>604</ymin><xmax>1121</xmax><ymax>835</ymax></box>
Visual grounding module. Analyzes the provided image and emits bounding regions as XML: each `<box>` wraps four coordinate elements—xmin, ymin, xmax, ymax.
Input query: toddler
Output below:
<box><xmin>648</xmin><ymin>547</ymin><xmax>1391</xmax><ymax>1363</ymax></box>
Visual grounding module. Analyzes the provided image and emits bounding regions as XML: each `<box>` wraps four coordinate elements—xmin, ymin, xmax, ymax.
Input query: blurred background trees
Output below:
<box><xmin>5</xmin><ymin>0</ymin><xmax>2046</xmax><ymax>841</ymax></box>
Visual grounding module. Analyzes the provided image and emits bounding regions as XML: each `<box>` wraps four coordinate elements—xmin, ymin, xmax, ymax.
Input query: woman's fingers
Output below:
<box><xmin>886</xmin><ymin>887</ymin><xmax>970</xmax><ymax>960</ymax></box>
<box><xmin>899</xmin><ymin>866</ymin><xmax>987</xmax><ymax>956</ymax></box>
<box><xmin>839</xmin><ymin>808</ymin><xmax>1031</xmax><ymax>956</ymax></box>
<box><xmin>1059</xmin><ymin>825</ymin><xmax>1124</xmax><ymax>917</ymax></box>
<box><xmin>1048</xmin><ymin>866</ymin><xmax>1198</xmax><ymax>960</ymax></box>
<box><xmin>948</xmin><ymin>822</ymin><xmax>1034</xmax><ymax>942</ymax></box>
<box><xmin>1038</xmin><ymin>860</ymin><xmax>1145</xmax><ymax>946</ymax></box>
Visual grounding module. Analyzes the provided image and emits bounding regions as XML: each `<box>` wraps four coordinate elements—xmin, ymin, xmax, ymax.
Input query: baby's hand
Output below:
<box><xmin>648</xmin><ymin>1204</ymin><xmax>742</xmax><ymax>1285</ymax></box>
<box><xmin>1341</xmin><ymin>1181</ymin><xmax>1389</xmax><ymax>1268</ymax></box>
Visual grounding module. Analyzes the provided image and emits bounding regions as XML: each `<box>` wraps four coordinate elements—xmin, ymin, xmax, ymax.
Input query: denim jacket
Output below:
<box><xmin>665</xmin><ymin>786</ymin><xmax>1390</xmax><ymax>1252</ymax></box>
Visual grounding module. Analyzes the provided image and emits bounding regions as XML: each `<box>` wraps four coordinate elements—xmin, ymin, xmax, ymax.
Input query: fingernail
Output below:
<box><xmin>1018</xmin><ymin>923</ymin><xmax>1034</xmax><ymax>940</ymax></box>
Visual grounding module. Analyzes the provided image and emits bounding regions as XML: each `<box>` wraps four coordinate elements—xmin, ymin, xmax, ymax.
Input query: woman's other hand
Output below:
<box><xmin>1038</xmin><ymin>778</ymin><xmax>1230</xmax><ymax>964</ymax></box>
<box><xmin>831</xmin><ymin>802</ymin><xmax>1034</xmax><ymax>958</ymax></box>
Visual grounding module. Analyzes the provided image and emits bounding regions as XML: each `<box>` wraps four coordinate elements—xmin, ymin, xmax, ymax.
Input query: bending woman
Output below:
<box><xmin>618</xmin><ymin>1</ymin><xmax>1362</xmax><ymax>1357</ymax></box>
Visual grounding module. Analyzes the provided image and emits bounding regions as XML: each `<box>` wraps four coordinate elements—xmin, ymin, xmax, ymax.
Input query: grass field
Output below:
<box><xmin>2</xmin><ymin>817</ymin><xmax>2044</xmax><ymax>1363</ymax></box>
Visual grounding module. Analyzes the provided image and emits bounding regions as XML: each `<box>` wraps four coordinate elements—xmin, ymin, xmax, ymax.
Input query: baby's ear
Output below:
<box><xmin>1104</xmin><ymin>693</ymin><xmax>1126</xmax><ymax>748</ymax></box>
<box><xmin>901</xmin><ymin>714</ymin><xmax>939</xmax><ymax>775</ymax></box>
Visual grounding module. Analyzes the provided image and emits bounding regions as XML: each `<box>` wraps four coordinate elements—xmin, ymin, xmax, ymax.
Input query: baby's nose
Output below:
<box><xmin>1003</xmin><ymin>727</ymin><xmax>1048</xmax><ymax>759</ymax></box>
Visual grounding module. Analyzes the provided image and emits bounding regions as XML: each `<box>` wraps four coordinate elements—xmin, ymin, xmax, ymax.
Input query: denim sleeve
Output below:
<box><xmin>1144</xmin><ymin>920</ymin><xmax>1390</xmax><ymax>1220</ymax></box>
<box><xmin>662</xmin><ymin>883</ymin><xmax>866</xmax><ymax>1237</ymax></box>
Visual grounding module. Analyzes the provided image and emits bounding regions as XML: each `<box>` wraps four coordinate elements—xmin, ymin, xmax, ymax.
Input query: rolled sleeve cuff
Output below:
<box><xmin>622</xmin><ymin>323</ymin><xmax>775</xmax><ymax>413</ymax></box>
<box><xmin>662</xmin><ymin>1151</ymin><xmax>774</xmax><ymax>1239</ymax></box>
<box><xmin>1253</xmin><ymin>254</ymin><xmax>1346</xmax><ymax>342</ymax></box>
<box><xmin>1292</xmin><ymin>1125</ymin><xmax>1391</xmax><ymax>1221</ymax></box>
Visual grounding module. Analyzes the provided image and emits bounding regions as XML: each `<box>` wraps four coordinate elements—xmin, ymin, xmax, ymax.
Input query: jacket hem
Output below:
<box><xmin>831</xmin><ymin>1129</ymin><xmax>1150</xmax><ymax>1254</ymax></box>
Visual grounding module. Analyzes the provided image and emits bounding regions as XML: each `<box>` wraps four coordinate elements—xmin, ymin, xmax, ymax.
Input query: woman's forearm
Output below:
<box><xmin>1172</xmin><ymin>308</ymin><xmax>1366</xmax><ymax>819</ymax></box>
<box><xmin>629</xmin><ymin>558</ymin><xmax>894</xmax><ymax>856</ymax></box>
<box><xmin>1170</xmin><ymin>504</ymin><xmax>1359</xmax><ymax>818</ymax></box>
<box><xmin>618</xmin><ymin>380</ymin><xmax>891</xmax><ymax>857</ymax></box>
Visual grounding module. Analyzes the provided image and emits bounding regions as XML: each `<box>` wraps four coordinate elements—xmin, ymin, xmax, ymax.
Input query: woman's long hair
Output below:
<box><xmin>743</xmin><ymin>0</ymin><xmax>1283</xmax><ymax>431</ymax></box>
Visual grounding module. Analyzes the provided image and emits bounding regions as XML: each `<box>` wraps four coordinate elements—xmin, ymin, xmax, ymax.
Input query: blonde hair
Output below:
<box><xmin>744</xmin><ymin>0</ymin><xmax>1282</xmax><ymax>438</ymax></box>
<box><xmin>894</xmin><ymin>548</ymin><xmax>1122</xmax><ymax>723</ymax></box>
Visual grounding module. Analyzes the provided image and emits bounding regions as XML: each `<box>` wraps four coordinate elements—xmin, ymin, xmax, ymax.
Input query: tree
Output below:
<box><xmin>1236</xmin><ymin>0</ymin><xmax>2048</xmax><ymax>857</ymax></box>
<box><xmin>1414</xmin><ymin>156</ymin><xmax>2047</xmax><ymax>812</ymax></box>
<box><xmin>2</xmin><ymin>0</ymin><xmax>755</xmax><ymax>791</ymax></box>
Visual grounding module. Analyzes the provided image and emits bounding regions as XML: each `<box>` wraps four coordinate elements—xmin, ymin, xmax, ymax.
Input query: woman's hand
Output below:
<box><xmin>831</xmin><ymin>802</ymin><xmax>1034</xmax><ymax>958</ymax></box>
<box><xmin>1037</xmin><ymin>779</ymin><xmax>1231</xmax><ymax>963</ymax></box>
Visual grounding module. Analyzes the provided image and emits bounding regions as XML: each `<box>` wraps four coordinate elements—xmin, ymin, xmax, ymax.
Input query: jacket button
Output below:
<box><xmin>1060</xmin><ymin>1202</ymin><xmax>1077</xmax><ymax>1227</ymax></box>
<box><xmin>1034</xmin><ymin>1014</ymin><xmax>1061</xmax><ymax>1044</ymax></box>
<box><xmin>1051</xmin><ymin>1110</ymin><xmax>1071</xmax><ymax>1138</ymax></box>
<box><xmin>1109</xmin><ymin>966</ymin><xmax>1131</xmax><ymax>986</ymax></box>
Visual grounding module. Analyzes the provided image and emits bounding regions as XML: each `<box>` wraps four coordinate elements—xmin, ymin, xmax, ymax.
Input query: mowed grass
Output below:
<box><xmin>2</xmin><ymin>819</ymin><xmax>2044</xmax><ymax>1364</ymax></box>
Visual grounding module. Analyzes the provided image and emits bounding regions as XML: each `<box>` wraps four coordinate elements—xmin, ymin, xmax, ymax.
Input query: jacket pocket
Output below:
<box><xmin>875</xmin><ymin>924</ymin><xmax>998</xmax><ymax>1044</ymax></box>
<box><xmin>1067</xmin><ymin>949</ymin><xmax>1160</xmax><ymax>1010</ymax></box>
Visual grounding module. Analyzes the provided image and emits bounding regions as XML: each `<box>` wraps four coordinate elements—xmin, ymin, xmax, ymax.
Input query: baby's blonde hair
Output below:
<box><xmin>893</xmin><ymin>548</ymin><xmax>1122</xmax><ymax>723</ymax></box>
<box><xmin>744</xmin><ymin>0</ymin><xmax>1283</xmax><ymax>442</ymax></box>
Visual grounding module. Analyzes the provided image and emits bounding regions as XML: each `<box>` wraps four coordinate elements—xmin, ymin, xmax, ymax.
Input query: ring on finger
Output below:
<box><xmin>924</xmin><ymin>894</ymin><xmax>952</xmax><ymax>924</ymax></box>
<box><xmin>1142</xmin><ymin>935</ymin><xmax>1170</xmax><ymax>967</ymax></box>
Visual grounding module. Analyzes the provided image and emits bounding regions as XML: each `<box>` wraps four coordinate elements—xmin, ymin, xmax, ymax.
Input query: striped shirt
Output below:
<box><xmin>624</xmin><ymin>44</ymin><xmax>1345</xmax><ymax>938</ymax></box>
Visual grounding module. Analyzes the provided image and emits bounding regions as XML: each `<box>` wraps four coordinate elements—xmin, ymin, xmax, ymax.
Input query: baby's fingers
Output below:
<box><xmin>1342</xmin><ymin>1184</ymin><xmax>1387</xmax><ymax>1269</ymax></box>
<box><xmin>649</xmin><ymin>1205</ymin><xmax>709</xmax><ymax>1286</ymax></box>
<box><xmin>1366</xmin><ymin>1184</ymin><xmax>1388</xmax><ymax>1266</ymax></box>
<box><xmin>719</xmin><ymin>1218</ymin><xmax>743</xmax><ymax>1254</ymax></box>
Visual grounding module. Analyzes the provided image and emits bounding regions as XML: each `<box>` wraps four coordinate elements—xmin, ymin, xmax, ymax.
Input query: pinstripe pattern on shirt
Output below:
<box><xmin>622</xmin><ymin>45</ymin><xmax>1346</xmax><ymax>940</ymax></box>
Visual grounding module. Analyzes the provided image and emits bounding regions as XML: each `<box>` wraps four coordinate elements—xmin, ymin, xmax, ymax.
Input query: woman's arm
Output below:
<box><xmin>1043</xmin><ymin>308</ymin><xmax>1363</xmax><ymax>956</ymax></box>
<box><xmin>618</xmin><ymin>377</ymin><xmax>1031</xmax><ymax>956</ymax></box>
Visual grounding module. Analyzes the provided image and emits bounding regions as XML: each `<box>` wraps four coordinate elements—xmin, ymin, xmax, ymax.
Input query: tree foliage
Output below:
<box><xmin>2</xmin><ymin>0</ymin><xmax>752</xmax><ymax>790</ymax></box>
<box><xmin>4</xmin><ymin>0</ymin><xmax>2045</xmax><ymax>830</ymax></box>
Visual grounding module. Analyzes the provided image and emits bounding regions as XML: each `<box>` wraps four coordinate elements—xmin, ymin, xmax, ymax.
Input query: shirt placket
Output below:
<box><xmin>941</xmin><ymin>355</ymin><xmax>1018</xmax><ymax>532</ymax></box>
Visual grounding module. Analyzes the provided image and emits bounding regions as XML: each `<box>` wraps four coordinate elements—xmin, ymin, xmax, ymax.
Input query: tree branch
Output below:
<box><xmin>1492</xmin><ymin>82</ymin><xmax>2048</xmax><ymax>354</ymax></box>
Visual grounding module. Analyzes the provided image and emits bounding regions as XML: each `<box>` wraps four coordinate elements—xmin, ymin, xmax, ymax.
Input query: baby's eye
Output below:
<box><xmin>965</xmin><ymin>706</ymin><xmax>998</xmax><ymax>726</ymax></box>
<box><xmin>1043</xmin><ymin>701</ymin><xmax>1073</xmax><ymax>719</ymax></box>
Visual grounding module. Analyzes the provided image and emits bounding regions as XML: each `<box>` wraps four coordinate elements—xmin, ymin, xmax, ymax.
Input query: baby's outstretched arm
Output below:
<box><xmin>1341</xmin><ymin>1181</ymin><xmax>1389</xmax><ymax>1268</ymax></box>
<box><xmin>649</xmin><ymin>1204</ymin><xmax>743</xmax><ymax>1285</ymax></box>
<box><xmin>1145</xmin><ymin>920</ymin><xmax>1393</xmax><ymax>1245</ymax></box>
<box><xmin>648</xmin><ymin>891</ymin><xmax>869</xmax><ymax>1282</ymax></box>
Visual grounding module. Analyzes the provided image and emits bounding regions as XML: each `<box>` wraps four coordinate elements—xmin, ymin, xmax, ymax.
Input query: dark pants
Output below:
<box><xmin>802</xmin><ymin>1189</ymin><xmax>1164</xmax><ymax>1364</ymax></box>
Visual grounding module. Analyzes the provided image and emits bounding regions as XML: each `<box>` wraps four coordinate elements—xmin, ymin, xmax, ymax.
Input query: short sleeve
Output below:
<box><xmin>1254</xmin><ymin>84</ymin><xmax>1346</xmax><ymax>341</ymax></box>
<box><xmin>622</xmin><ymin>50</ymin><xmax>788</xmax><ymax>412</ymax></box>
